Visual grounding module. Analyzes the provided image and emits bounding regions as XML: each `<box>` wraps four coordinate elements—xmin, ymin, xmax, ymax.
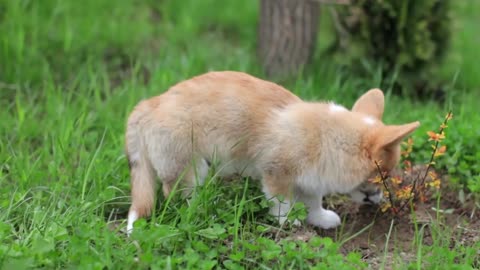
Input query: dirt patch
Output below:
<box><xmin>284</xmin><ymin>167</ymin><xmax>480</xmax><ymax>269</ymax></box>
<box><xmin>320</xmin><ymin>196</ymin><xmax>479</xmax><ymax>266</ymax></box>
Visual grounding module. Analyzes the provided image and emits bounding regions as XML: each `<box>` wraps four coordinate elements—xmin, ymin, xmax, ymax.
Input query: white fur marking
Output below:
<box><xmin>126</xmin><ymin>210</ymin><xmax>138</xmax><ymax>236</ymax></box>
<box><xmin>329</xmin><ymin>103</ymin><xmax>347</xmax><ymax>113</ymax></box>
<box><xmin>297</xmin><ymin>193</ymin><xmax>341</xmax><ymax>229</ymax></box>
<box><xmin>129</xmin><ymin>152</ymin><xmax>140</xmax><ymax>163</ymax></box>
<box><xmin>193</xmin><ymin>158</ymin><xmax>210</xmax><ymax>186</ymax></box>
<box><xmin>368</xmin><ymin>192</ymin><xmax>383</xmax><ymax>204</ymax></box>
<box><xmin>363</xmin><ymin>116</ymin><xmax>376</xmax><ymax>125</ymax></box>
<box><xmin>307</xmin><ymin>208</ymin><xmax>341</xmax><ymax>229</ymax></box>
<box><xmin>349</xmin><ymin>189</ymin><xmax>367</xmax><ymax>204</ymax></box>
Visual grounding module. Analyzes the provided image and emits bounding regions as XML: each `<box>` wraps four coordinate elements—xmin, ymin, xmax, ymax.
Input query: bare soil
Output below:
<box><xmin>284</xmin><ymin>166</ymin><xmax>480</xmax><ymax>269</ymax></box>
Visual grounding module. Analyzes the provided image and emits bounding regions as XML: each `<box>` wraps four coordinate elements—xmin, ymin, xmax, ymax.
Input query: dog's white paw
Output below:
<box><xmin>306</xmin><ymin>209</ymin><xmax>341</xmax><ymax>229</ymax></box>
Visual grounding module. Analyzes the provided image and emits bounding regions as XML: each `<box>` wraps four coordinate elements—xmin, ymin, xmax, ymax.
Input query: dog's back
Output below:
<box><xmin>125</xmin><ymin>71</ymin><xmax>301</xmax><ymax>232</ymax></box>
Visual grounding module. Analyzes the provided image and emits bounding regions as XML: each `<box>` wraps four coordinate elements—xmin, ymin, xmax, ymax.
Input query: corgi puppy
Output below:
<box><xmin>125</xmin><ymin>71</ymin><xmax>420</xmax><ymax>233</ymax></box>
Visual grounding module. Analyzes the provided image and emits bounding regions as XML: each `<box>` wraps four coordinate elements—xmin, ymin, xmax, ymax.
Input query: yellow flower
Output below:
<box><xmin>427</xmin><ymin>171</ymin><xmax>441</xmax><ymax>189</ymax></box>
<box><xmin>369</xmin><ymin>175</ymin><xmax>383</xmax><ymax>184</ymax></box>
<box><xmin>380</xmin><ymin>202</ymin><xmax>392</xmax><ymax>212</ymax></box>
<box><xmin>427</xmin><ymin>131</ymin><xmax>445</xmax><ymax>142</ymax></box>
<box><xmin>390</xmin><ymin>176</ymin><xmax>402</xmax><ymax>185</ymax></box>
<box><xmin>429</xmin><ymin>179</ymin><xmax>441</xmax><ymax>189</ymax></box>
<box><xmin>396</xmin><ymin>186</ymin><xmax>413</xmax><ymax>200</ymax></box>
<box><xmin>434</xmin><ymin>145</ymin><xmax>447</xmax><ymax>157</ymax></box>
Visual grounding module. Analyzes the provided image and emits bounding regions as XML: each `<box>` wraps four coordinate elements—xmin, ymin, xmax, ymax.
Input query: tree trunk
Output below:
<box><xmin>258</xmin><ymin>0</ymin><xmax>320</xmax><ymax>79</ymax></box>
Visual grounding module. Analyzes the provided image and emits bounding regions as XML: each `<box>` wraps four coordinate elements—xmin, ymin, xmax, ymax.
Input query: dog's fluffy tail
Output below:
<box><xmin>125</xmin><ymin>107</ymin><xmax>156</xmax><ymax>233</ymax></box>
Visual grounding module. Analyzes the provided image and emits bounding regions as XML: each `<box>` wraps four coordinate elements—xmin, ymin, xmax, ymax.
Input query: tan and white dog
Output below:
<box><xmin>125</xmin><ymin>71</ymin><xmax>420</xmax><ymax>233</ymax></box>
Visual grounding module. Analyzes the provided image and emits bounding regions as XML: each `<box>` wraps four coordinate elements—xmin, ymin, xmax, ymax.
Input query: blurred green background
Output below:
<box><xmin>0</xmin><ymin>0</ymin><xmax>479</xmax><ymax>268</ymax></box>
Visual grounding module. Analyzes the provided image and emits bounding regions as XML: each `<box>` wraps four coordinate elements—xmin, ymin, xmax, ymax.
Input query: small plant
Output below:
<box><xmin>372</xmin><ymin>111</ymin><xmax>453</xmax><ymax>214</ymax></box>
<box><xmin>331</xmin><ymin>0</ymin><xmax>452</xmax><ymax>97</ymax></box>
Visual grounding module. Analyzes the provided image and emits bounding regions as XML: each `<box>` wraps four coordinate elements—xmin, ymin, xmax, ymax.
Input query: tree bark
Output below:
<box><xmin>258</xmin><ymin>0</ymin><xmax>320</xmax><ymax>78</ymax></box>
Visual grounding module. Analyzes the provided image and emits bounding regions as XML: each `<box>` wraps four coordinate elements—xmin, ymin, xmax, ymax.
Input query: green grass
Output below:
<box><xmin>1</xmin><ymin>0</ymin><xmax>479</xmax><ymax>269</ymax></box>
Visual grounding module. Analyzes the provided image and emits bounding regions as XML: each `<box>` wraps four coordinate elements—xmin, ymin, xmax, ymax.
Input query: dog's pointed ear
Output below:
<box><xmin>372</xmin><ymin>121</ymin><xmax>421</xmax><ymax>151</ymax></box>
<box><xmin>352</xmin><ymin>88</ymin><xmax>385</xmax><ymax>120</ymax></box>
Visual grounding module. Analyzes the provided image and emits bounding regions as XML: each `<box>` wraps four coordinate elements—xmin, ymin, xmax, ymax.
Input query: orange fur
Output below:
<box><xmin>125</xmin><ymin>71</ymin><xmax>420</xmax><ymax>232</ymax></box>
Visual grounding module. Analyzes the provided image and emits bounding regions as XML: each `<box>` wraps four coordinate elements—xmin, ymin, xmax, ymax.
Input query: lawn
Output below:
<box><xmin>0</xmin><ymin>0</ymin><xmax>479</xmax><ymax>269</ymax></box>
